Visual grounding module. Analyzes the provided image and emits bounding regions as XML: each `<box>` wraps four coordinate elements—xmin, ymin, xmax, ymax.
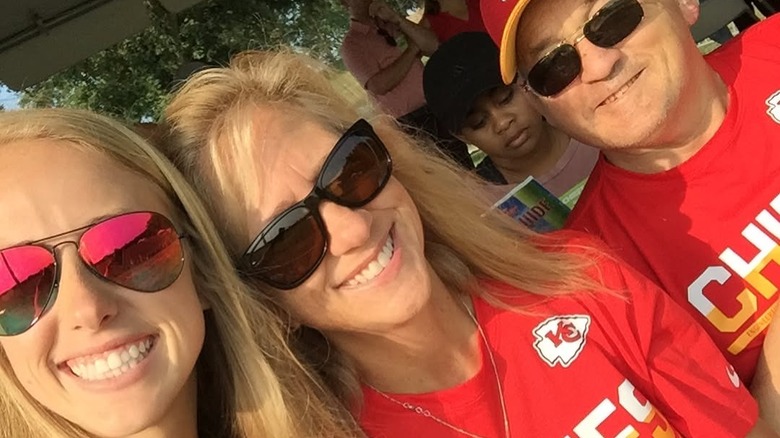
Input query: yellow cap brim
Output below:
<box><xmin>499</xmin><ymin>0</ymin><xmax>532</xmax><ymax>84</ymax></box>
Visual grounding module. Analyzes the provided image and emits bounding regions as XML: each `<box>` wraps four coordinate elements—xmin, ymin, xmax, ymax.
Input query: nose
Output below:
<box><xmin>54</xmin><ymin>245</ymin><xmax>118</xmax><ymax>332</ymax></box>
<box><xmin>490</xmin><ymin>106</ymin><xmax>514</xmax><ymax>135</ymax></box>
<box><xmin>576</xmin><ymin>38</ymin><xmax>623</xmax><ymax>85</ymax></box>
<box><xmin>319</xmin><ymin>201</ymin><xmax>373</xmax><ymax>257</ymax></box>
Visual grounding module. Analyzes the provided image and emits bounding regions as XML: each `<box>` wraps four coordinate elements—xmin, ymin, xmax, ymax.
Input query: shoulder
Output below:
<box><xmin>745</xmin><ymin>14</ymin><xmax>780</xmax><ymax>45</ymax></box>
<box><xmin>340</xmin><ymin>30</ymin><xmax>358</xmax><ymax>54</ymax></box>
<box><xmin>564</xmin><ymin>159</ymin><xmax>608</xmax><ymax>230</ymax></box>
<box><xmin>484</xmin><ymin>231</ymin><xmax>638</xmax><ymax>301</ymax></box>
<box><xmin>568</xmin><ymin>139</ymin><xmax>600</xmax><ymax>161</ymax></box>
<box><xmin>706</xmin><ymin>16</ymin><xmax>780</xmax><ymax>77</ymax></box>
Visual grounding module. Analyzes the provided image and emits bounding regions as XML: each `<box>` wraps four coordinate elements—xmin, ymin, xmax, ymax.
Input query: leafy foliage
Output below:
<box><xmin>19</xmin><ymin>0</ymin><xmax>416</xmax><ymax>121</ymax></box>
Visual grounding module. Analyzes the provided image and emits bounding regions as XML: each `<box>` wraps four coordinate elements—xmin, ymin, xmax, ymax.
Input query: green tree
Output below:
<box><xmin>19</xmin><ymin>0</ymin><xmax>416</xmax><ymax>121</ymax></box>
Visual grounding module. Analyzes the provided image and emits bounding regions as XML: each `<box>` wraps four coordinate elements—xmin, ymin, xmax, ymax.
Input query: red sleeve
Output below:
<box><xmin>598</xmin><ymin>256</ymin><xmax>759</xmax><ymax>436</ymax></box>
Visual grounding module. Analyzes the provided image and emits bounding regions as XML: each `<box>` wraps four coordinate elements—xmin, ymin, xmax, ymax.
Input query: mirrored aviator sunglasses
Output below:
<box><xmin>0</xmin><ymin>211</ymin><xmax>187</xmax><ymax>336</ymax></box>
<box><xmin>526</xmin><ymin>0</ymin><xmax>644</xmax><ymax>97</ymax></box>
<box><xmin>239</xmin><ymin>119</ymin><xmax>393</xmax><ymax>290</ymax></box>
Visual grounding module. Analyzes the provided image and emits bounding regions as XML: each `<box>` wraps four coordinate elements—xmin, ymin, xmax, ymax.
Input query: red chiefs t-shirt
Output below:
<box><xmin>566</xmin><ymin>16</ymin><xmax>780</xmax><ymax>385</ymax></box>
<box><xmin>359</xmin><ymin>251</ymin><xmax>757</xmax><ymax>437</ymax></box>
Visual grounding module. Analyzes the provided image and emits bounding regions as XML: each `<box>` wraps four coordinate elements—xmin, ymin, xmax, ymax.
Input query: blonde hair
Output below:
<box><xmin>0</xmin><ymin>108</ymin><xmax>362</xmax><ymax>438</ymax></box>
<box><xmin>163</xmin><ymin>50</ymin><xmax>602</xmax><ymax>404</ymax></box>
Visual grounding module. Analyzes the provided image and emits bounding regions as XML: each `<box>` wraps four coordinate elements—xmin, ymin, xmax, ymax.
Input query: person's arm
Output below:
<box><xmin>750</xmin><ymin>314</ymin><xmax>780</xmax><ymax>433</ymax></box>
<box><xmin>369</xmin><ymin>0</ymin><xmax>440</xmax><ymax>56</ymax></box>
<box><xmin>364</xmin><ymin>42</ymin><xmax>421</xmax><ymax>96</ymax></box>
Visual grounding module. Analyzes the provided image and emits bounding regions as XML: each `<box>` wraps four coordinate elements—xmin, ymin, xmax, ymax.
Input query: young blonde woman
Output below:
<box><xmin>0</xmin><ymin>108</ymin><xmax>361</xmax><ymax>438</ymax></box>
<box><xmin>162</xmin><ymin>51</ymin><xmax>776</xmax><ymax>437</ymax></box>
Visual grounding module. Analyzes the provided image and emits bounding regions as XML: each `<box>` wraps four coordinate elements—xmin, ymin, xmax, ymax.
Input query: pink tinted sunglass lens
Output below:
<box><xmin>79</xmin><ymin>212</ymin><xmax>184</xmax><ymax>292</ymax></box>
<box><xmin>0</xmin><ymin>245</ymin><xmax>56</xmax><ymax>335</ymax></box>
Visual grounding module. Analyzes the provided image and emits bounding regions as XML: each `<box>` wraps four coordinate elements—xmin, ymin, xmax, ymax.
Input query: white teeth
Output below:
<box><xmin>345</xmin><ymin>234</ymin><xmax>394</xmax><ymax>287</ymax></box>
<box><xmin>107</xmin><ymin>352</ymin><xmax>122</xmax><ymax>370</ymax></box>
<box><xmin>604</xmin><ymin>74</ymin><xmax>639</xmax><ymax>105</ymax></box>
<box><xmin>67</xmin><ymin>337</ymin><xmax>154</xmax><ymax>381</ymax></box>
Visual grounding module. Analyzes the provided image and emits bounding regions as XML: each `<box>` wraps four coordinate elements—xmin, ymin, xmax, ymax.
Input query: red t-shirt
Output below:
<box><xmin>426</xmin><ymin>0</ymin><xmax>487</xmax><ymax>43</ymax></box>
<box><xmin>359</xmin><ymin>245</ymin><xmax>758</xmax><ymax>437</ymax></box>
<box><xmin>566</xmin><ymin>15</ymin><xmax>780</xmax><ymax>385</ymax></box>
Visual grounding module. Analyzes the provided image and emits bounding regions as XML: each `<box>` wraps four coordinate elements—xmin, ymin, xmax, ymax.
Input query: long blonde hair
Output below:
<box><xmin>0</xmin><ymin>108</ymin><xmax>362</xmax><ymax>438</ymax></box>
<box><xmin>162</xmin><ymin>50</ymin><xmax>601</xmax><ymax>403</ymax></box>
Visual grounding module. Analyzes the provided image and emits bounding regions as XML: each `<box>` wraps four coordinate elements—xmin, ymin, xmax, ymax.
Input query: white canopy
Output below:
<box><xmin>0</xmin><ymin>0</ymin><xmax>202</xmax><ymax>90</ymax></box>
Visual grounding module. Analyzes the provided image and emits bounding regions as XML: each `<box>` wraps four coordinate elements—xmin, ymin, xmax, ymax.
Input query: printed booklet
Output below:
<box><xmin>491</xmin><ymin>177</ymin><xmax>571</xmax><ymax>232</ymax></box>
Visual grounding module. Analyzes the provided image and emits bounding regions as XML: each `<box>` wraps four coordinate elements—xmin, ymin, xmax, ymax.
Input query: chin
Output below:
<box><xmin>585</xmin><ymin>114</ymin><xmax>663</xmax><ymax>150</ymax></box>
<box><xmin>380</xmin><ymin>271</ymin><xmax>432</xmax><ymax>327</ymax></box>
<box><xmin>76</xmin><ymin>418</ymin><xmax>151</xmax><ymax>438</ymax></box>
<box><xmin>66</xmin><ymin>398</ymin><xmax>169</xmax><ymax>437</ymax></box>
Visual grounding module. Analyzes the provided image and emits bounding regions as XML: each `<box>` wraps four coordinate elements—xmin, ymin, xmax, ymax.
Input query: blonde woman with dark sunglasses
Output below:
<box><xmin>163</xmin><ymin>51</ymin><xmax>776</xmax><ymax>437</ymax></box>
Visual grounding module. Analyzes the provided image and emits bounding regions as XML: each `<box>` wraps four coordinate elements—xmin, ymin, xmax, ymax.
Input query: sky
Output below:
<box><xmin>0</xmin><ymin>84</ymin><xmax>20</xmax><ymax>110</ymax></box>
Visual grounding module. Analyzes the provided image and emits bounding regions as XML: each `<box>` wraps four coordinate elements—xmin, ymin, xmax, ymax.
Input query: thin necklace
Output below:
<box><xmin>366</xmin><ymin>302</ymin><xmax>511</xmax><ymax>438</ymax></box>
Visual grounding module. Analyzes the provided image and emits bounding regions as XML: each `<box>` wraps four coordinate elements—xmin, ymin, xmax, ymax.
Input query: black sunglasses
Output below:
<box><xmin>239</xmin><ymin>119</ymin><xmax>392</xmax><ymax>290</ymax></box>
<box><xmin>525</xmin><ymin>0</ymin><xmax>645</xmax><ymax>97</ymax></box>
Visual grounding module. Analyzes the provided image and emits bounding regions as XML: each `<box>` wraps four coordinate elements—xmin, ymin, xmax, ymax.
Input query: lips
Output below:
<box><xmin>60</xmin><ymin>335</ymin><xmax>157</xmax><ymax>382</ymax></box>
<box><xmin>343</xmin><ymin>232</ymin><xmax>395</xmax><ymax>287</ymax></box>
<box><xmin>599</xmin><ymin>70</ymin><xmax>643</xmax><ymax>107</ymax></box>
<box><xmin>506</xmin><ymin>129</ymin><xmax>529</xmax><ymax>149</ymax></box>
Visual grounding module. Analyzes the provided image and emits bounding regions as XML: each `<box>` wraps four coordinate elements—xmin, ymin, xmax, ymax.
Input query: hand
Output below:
<box><xmin>375</xmin><ymin>17</ymin><xmax>401</xmax><ymax>36</ymax></box>
<box><xmin>406</xmin><ymin>39</ymin><xmax>422</xmax><ymax>57</ymax></box>
<box><xmin>369</xmin><ymin>0</ymin><xmax>401</xmax><ymax>25</ymax></box>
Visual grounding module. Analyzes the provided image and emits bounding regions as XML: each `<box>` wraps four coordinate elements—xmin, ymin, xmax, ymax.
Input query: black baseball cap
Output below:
<box><xmin>423</xmin><ymin>32</ymin><xmax>506</xmax><ymax>134</ymax></box>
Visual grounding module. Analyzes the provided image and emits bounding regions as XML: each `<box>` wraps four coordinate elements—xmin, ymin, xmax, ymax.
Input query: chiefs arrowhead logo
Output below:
<box><xmin>532</xmin><ymin>315</ymin><xmax>591</xmax><ymax>367</ymax></box>
<box><xmin>727</xmin><ymin>365</ymin><xmax>741</xmax><ymax>388</ymax></box>
<box><xmin>767</xmin><ymin>90</ymin><xmax>780</xmax><ymax>124</ymax></box>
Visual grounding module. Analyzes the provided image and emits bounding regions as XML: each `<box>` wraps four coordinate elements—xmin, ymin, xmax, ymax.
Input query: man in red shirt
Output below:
<box><xmin>481</xmin><ymin>0</ymin><xmax>780</xmax><ymax>426</ymax></box>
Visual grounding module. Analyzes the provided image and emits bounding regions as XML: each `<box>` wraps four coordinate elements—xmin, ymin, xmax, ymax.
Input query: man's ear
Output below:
<box><xmin>678</xmin><ymin>0</ymin><xmax>700</xmax><ymax>26</ymax></box>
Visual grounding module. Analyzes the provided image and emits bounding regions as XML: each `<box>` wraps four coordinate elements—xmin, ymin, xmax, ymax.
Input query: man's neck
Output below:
<box><xmin>326</xmin><ymin>268</ymin><xmax>481</xmax><ymax>394</ymax></box>
<box><xmin>604</xmin><ymin>64</ymin><xmax>729</xmax><ymax>174</ymax></box>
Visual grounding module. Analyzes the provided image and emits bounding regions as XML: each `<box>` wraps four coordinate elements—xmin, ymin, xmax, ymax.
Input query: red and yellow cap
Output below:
<box><xmin>481</xmin><ymin>0</ymin><xmax>535</xmax><ymax>84</ymax></box>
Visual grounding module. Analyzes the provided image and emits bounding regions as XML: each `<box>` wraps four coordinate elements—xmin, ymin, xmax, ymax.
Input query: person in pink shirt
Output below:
<box><xmin>340</xmin><ymin>0</ymin><xmax>473</xmax><ymax>170</ymax></box>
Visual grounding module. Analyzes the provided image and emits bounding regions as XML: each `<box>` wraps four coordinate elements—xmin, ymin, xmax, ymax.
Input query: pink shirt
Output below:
<box><xmin>485</xmin><ymin>139</ymin><xmax>599</xmax><ymax>207</ymax></box>
<box><xmin>340</xmin><ymin>20</ymin><xmax>426</xmax><ymax>117</ymax></box>
<box><xmin>537</xmin><ymin>138</ymin><xmax>599</xmax><ymax>204</ymax></box>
